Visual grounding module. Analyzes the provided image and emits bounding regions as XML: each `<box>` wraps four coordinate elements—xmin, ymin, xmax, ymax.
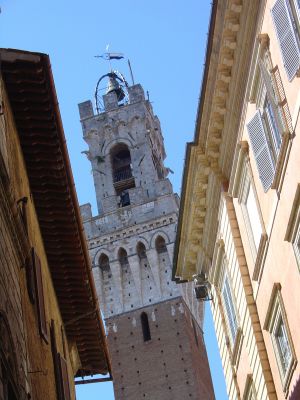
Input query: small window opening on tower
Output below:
<box><xmin>111</xmin><ymin>144</ymin><xmax>135</xmax><ymax>202</ymax></box>
<box><xmin>137</xmin><ymin>242</ymin><xmax>147</xmax><ymax>260</ymax></box>
<box><xmin>155</xmin><ymin>236</ymin><xmax>167</xmax><ymax>254</ymax></box>
<box><xmin>118</xmin><ymin>248</ymin><xmax>129</xmax><ymax>267</ymax></box>
<box><xmin>141</xmin><ymin>312</ymin><xmax>151</xmax><ymax>342</ymax></box>
<box><xmin>119</xmin><ymin>190</ymin><xmax>130</xmax><ymax>207</ymax></box>
<box><xmin>99</xmin><ymin>254</ymin><xmax>110</xmax><ymax>272</ymax></box>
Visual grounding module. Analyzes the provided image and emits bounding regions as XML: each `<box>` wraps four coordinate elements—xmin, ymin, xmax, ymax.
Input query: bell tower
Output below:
<box><xmin>79</xmin><ymin>64</ymin><xmax>215</xmax><ymax>400</ymax></box>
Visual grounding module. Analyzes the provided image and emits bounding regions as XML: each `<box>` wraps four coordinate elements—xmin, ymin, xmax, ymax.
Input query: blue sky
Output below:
<box><xmin>1</xmin><ymin>1</ymin><xmax>228</xmax><ymax>398</ymax></box>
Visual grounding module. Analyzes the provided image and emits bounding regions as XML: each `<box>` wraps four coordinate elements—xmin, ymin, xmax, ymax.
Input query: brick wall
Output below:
<box><xmin>106</xmin><ymin>297</ymin><xmax>215</xmax><ymax>400</ymax></box>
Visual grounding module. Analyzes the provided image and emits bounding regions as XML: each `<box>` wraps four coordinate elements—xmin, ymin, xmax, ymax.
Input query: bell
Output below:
<box><xmin>106</xmin><ymin>75</ymin><xmax>125</xmax><ymax>101</ymax></box>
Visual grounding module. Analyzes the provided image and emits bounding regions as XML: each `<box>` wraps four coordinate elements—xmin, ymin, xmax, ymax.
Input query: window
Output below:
<box><xmin>284</xmin><ymin>184</ymin><xmax>300</xmax><ymax>271</ymax></box>
<box><xmin>264</xmin><ymin>284</ymin><xmax>297</xmax><ymax>392</ymax></box>
<box><xmin>211</xmin><ymin>242</ymin><xmax>242</xmax><ymax>363</ymax></box>
<box><xmin>244</xmin><ymin>182</ymin><xmax>262</xmax><ymax>252</ymax></box>
<box><xmin>264</xmin><ymin>97</ymin><xmax>282</xmax><ymax>157</ymax></box>
<box><xmin>243</xmin><ymin>375</ymin><xmax>257</xmax><ymax>400</ymax></box>
<box><xmin>50</xmin><ymin>320</ymin><xmax>71</xmax><ymax>400</ymax></box>
<box><xmin>247</xmin><ymin>109</ymin><xmax>276</xmax><ymax>192</ymax></box>
<box><xmin>230</xmin><ymin>148</ymin><xmax>267</xmax><ymax>278</ymax></box>
<box><xmin>292</xmin><ymin>225</ymin><xmax>300</xmax><ymax>268</ymax></box>
<box><xmin>118</xmin><ymin>248</ymin><xmax>129</xmax><ymax>267</ymax></box>
<box><xmin>155</xmin><ymin>236</ymin><xmax>167</xmax><ymax>254</ymax></box>
<box><xmin>275</xmin><ymin>316</ymin><xmax>292</xmax><ymax>374</ymax></box>
<box><xmin>137</xmin><ymin>242</ymin><xmax>147</xmax><ymax>260</ymax></box>
<box><xmin>33</xmin><ymin>250</ymin><xmax>48</xmax><ymax>342</ymax></box>
<box><xmin>222</xmin><ymin>273</ymin><xmax>239</xmax><ymax>345</ymax></box>
<box><xmin>247</xmin><ymin>58</ymin><xmax>284</xmax><ymax>192</ymax></box>
<box><xmin>111</xmin><ymin>143</ymin><xmax>135</xmax><ymax>199</ymax></box>
<box><xmin>271</xmin><ymin>0</ymin><xmax>300</xmax><ymax>80</ymax></box>
<box><xmin>247</xmin><ymin>42</ymin><xmax>292</xmax><ymax>192</ymax></box>
<box><xmin>16</xmin><ymin>196</ymin><xmax>28</xmax><ymax>236</ymax></box>
<box><xmin>141</xmin><ymin>312</ymin><xmax>151</xmax><ymax>341</ymax></box>
<box><xmin>25</xmin><ymin>248</ymin><xmax>36</xmax><ymax>304</ymax></box>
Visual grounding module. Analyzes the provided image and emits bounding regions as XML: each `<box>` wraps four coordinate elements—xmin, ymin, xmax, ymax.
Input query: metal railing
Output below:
<box><xmin>113</xmin><ymin>167</ymin><xmax>133</xmax><ymax>183</ymax></box>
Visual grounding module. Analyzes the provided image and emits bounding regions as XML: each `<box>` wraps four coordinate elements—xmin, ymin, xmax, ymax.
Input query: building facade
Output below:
<box><xmin>0</xmin><ymin>49</ymin><xmax>110</xmax><ymax>400</ymax></box>
<box><xmin>174</xmin><ymin>1</ymin><xmax>300</xmax><ymax>399</ymax></box>
<box><xmin>79</xmin><ymin>74</ymin><xmax>214</xmax><ymax>399</ymax></box>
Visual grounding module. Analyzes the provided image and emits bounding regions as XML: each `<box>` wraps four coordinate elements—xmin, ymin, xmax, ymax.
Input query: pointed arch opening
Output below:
<box><xmin>118</xmin><ymin>247</ymin><xmax>129</xmax><ymax>267</ymax></box>
<box><xmin>111</xmin><ymin>143</ymin><xmax>135</xmax><ymax>202</ymax></box>
<box><xmin>98</xmin><ymin>253</ymin><xmax>114</xmax><ymax>317</ymax></box>
<box><xmin>141</xmin><ymin>312</ymin><xmax>151</xmax><ymax>342</ymax></box>
<box><xmin>137</xmin><ymin>242</ymin><xmax>158</xmax><ymax>304</ymax></box>
<box><xmin>118</xmin><ymin>248</ymin><xmax>139</xmax><ymax>311</ymax></box>
<box><xmin>155</xmin><ymin>235</ymin><xmax>176</xmax><ymax>298</ymax></box>
<box><xmin>99</xmin><ymin>253</ymin><xmax>110</xmax><ymax>272</ymax></box>
<box><xmin>137</xmin><ymin>242</ymin><xmax>147</xmax><ymax>260</ymax></box>
<box><xmin>155</xmin><ymin>236</ymin><xmax>167</xmax><ymax>254</ymax></box>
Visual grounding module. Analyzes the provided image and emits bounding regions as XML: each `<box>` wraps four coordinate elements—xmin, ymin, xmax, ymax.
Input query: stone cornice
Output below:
<box><xmin>87</xmin><ymin>211</ymin><xmax>177</xmax><ymax>251</ymax></box>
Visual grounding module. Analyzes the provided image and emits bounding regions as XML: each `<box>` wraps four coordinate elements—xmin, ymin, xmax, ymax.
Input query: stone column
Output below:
<box><xmin>146</xmin><ymin>248</ymin><xmax>162</xmax><ymax>297</ymax></box>
<box><xmin>166</xmin><ymin>242</ymin><xmax>174</xmax><ymax>265</ymax></box>
<box><xmin>128</xmin><ymin>254</ymin><xmax>143</xmax><ymax>305</ymax></box>
<box><xmin>110</xmin><ymin>260</ymin><xmax>124</xmax><ymax>313</ymax></box>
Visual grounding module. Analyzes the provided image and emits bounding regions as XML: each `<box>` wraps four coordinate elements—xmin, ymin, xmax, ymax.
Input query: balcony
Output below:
<box><xmin>113</xmin><ymin>167</ymin><xmax>133</xmax><ymax>183</ymax></box>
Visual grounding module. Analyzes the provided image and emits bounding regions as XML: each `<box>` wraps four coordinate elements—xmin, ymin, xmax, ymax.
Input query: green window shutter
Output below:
<box><xmin>271</xmin><ymin>0</ymin><xmax>300</xmax><ymax>80</ymax></box>
<box><xmin>247</xmin><ymin>110</ymin><xmax>275</xmax><ymax>192</ymax></box>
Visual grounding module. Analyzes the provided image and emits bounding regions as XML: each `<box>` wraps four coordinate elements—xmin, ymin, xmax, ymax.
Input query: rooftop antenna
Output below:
<box><xmin>127</xmin><ymin>59</ymin><xmax>135</xmax><ymax>85</ymax></box>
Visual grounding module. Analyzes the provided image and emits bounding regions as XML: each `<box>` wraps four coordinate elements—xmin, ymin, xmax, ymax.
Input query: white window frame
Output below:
<box><xmin>264</xmin><ymin>284</ymin><xmax>297</xmax><ymax>393</ymax></box>
<box><xmin>229</xmin><ymin>142</ymin><xmax>268</xmax><ymax>281</ymax></box>
<box><xmin>247</xmin><ymin>37</ymin><xmax>292</xmax><ymax>193</ymax></box>
<box><xmin>292</xmin><ymin>227</ymin><xmax>300</xmax><ymax>268</ymax></box>
<box><xmin>247</xmin><ymin>62</ymin><xmax>283</xmax><ymax>192</ymax></box>
<box><xmin>243</xmin><ymin>375</ymin><xmax>257</xmax><ymax>400</ymax></box>
<box><xmin>211</xmin><ymin>242</ymin><xmax>242</xmax><ymax>363</ymax></box>
<box><xmin>285</xmin><ymin>183</ymin><xmax>300</xmax><ymax>271</ymax></box>
<box><xmin>240</xmin><ymin>174</ymin><xmax>263</xmax><ymax>260</ymax></box>
<box><xmin>221</xmin><ymin>271</ymin><xmax>239</xmax><ymax>346</ymax></box>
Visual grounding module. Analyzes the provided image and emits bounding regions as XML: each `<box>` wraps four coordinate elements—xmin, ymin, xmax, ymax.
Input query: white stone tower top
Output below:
<box><xmin>79</xmin><ymin>82</ymin><xmax>171</xmax><ymax>216</ymax></box>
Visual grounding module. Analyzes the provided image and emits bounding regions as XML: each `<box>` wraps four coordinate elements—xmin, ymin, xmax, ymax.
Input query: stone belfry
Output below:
<box><xmin>78</xmin><ymin>67</ymin><xmax>214</xmax><ymax>399</ymax></box>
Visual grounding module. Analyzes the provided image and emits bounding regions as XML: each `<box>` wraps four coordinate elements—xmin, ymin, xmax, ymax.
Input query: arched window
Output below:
<box><xmin>99</xmin><ymin>254</ymin><xmax>110</xmax><ymax>272</ymax></box>
<box><xmin>137</xmin><ymin>242</ymin><xmax>147</xmax><ymax>260</ymax></box>
<box><xmin>155</xmin><ymin>236</ymin><xmax>167</xmax><ymax>254</ymax></box>
<box><xmin>141</xmin><ymin>312</ymin><xmax>151</xmax><ymax>342</ymax></box>
<box><xmin>111</xmin><ymin>144</ymin><xmax>135</xmax><ymax>202</ymax></box>
<box><xmin>118</xmin><ymin>248</ymin><xmax>128</xmax><ymax>267</ymax></box>
<box><xmin>98</xmin><ymin>253</ymin><xmax>114</xmax><ymax>317</ymax></box>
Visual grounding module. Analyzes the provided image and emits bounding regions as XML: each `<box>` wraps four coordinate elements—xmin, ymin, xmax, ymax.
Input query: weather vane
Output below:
<box><xmin>95</xmin><ymin>44</ymin><xmax>125</xmax><ymax>71</ymax></box>
<box><xmin>95</xmin><ymin>45</ymin><xmax>134</xmax><ymax>84</ymax></box>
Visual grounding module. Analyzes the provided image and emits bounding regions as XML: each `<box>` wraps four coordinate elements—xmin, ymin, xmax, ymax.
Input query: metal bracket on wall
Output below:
<box><xmin>75</xmin><ymin>373</ymin><xmax>113</xmax><ymax>385</ymax></box>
